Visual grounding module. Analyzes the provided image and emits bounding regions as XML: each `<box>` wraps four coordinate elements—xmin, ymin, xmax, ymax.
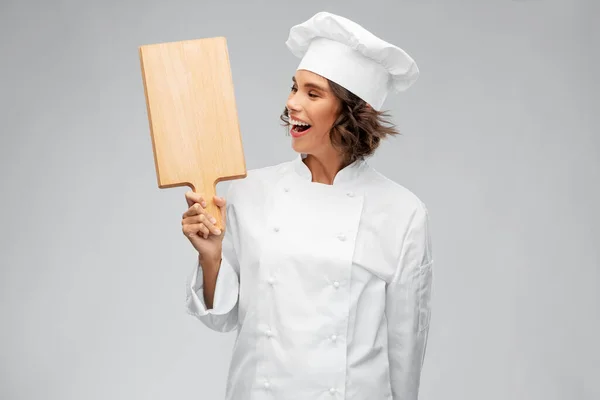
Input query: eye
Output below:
<box><xmin>290</xmin><ymin>85</ymin><xmax>297</xmax><ymax>92</ymax></box>
<box><xmin>308</xmin><ymin>92</ymin><xmax>318</xmax><ymax>98</ymax></box>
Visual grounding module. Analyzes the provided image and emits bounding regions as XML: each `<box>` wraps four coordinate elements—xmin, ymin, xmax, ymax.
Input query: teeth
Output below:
<box><xmin>290</xmin><ymin>118</ymin><xmax>310</xmax><ymax>126</ymax></box>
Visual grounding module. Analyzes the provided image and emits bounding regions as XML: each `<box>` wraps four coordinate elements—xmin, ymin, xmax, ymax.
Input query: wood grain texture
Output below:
<box><xmin>139</xmin><ymin>37</ymin><xmax>247</xmax><ymax>231</ymax></box>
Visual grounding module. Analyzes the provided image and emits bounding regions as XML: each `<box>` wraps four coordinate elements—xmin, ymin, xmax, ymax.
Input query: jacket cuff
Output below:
<box><xmin>185</xmin><ymin>257</ymin><xmax>239</xmax><ymax>316</ymax></box>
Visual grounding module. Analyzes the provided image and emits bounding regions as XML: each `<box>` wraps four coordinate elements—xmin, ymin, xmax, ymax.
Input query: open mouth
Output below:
<box><xmin>290</xmin><ymin>118</ymin><xmax>312</xmax><ymax>137</ymax></box>
<box><xmin>291</xmin><ymin>124</ymin><xmax>311</xmax><ymax>134</ymax></box>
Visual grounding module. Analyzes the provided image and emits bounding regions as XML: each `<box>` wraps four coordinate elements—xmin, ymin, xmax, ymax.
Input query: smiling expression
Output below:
<box><xmin>286</xmin><ymin>70</ymin><xmax>342</xmax><ymax>154</ymax></box>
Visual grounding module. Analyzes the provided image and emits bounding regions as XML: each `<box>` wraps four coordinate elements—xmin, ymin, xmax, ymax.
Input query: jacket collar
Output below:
<box><xmin>292</xmin><ymin>152</ymin><xmax>369</xmax><ymax>185</ymax></box>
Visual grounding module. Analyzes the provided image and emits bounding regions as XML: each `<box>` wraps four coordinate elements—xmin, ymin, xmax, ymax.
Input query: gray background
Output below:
<box><xmin>1</xmin><ymin>0</ymin><xmax>598</xmax><ymax>399</ymax></box>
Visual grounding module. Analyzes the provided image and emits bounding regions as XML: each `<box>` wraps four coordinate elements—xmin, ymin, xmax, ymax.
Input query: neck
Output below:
<box><xmin>302</xmin><ymin>151</ymin><xmax>351</xmax><ymax>185</ymax></box>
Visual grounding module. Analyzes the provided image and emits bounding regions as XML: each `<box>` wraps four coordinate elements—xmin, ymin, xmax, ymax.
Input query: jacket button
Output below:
<box><xmin>337</xmin><ymin>233</ymin><xmax>346</xmax><ymax>241</ymax></box>
<box><xmin>265</xmin><ymin>329</ymin><xmax>273</xmax><ymax>338</ymax></box>
<box><xmin>273</xmin><ymin>226</ymin><xmax>280</xmax><ymax>232</ymax></box>
<box><xmin>331</xmin><ymin>334</ymin><xmax>337</xmax><ymax>342</ymax></box>
<box><xmin>333</xmin><ymin>281</ymin><xmax>340</xmax><ymax>289</ymax></box>
<box><xmin>283</xmin><ymin>187</ymin><xmax>290</xmax><ymax>192</ymax></box>
<box><xmin>264</xmin><ymin>381</ymin><xmax>270</xmax><ymax>389</ymax></box>
<box><xmin>346</xmin><ymin>191</ymin><xmax>355</xmax><ymax>197</ymax></box>
<box><xmin>267</xmin><ymin>277</ymin><xmax>275</xmax><ymax>285</ymax></box>
<box><xmin>329</xmin><ymin>388</ymin><xmax>337</xmax><ymax>395</ymax></box>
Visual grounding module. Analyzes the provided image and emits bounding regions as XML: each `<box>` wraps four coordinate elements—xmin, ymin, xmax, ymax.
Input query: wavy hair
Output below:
<box><xmin>279</xmin><ymin>79</ymin><xmax>401</xmax><ymax>165</ymax></box>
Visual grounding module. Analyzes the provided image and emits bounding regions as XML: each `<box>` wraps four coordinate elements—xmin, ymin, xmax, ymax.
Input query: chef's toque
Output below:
<box><xmin>285</xmin><ymin>11</ymin><xmax>419</xmax><ymax>111</ymax></box>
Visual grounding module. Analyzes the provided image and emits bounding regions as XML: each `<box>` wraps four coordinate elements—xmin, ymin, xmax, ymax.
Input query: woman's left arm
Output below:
<box><xmin>385</xmin><ymin>202</ymin><xmax>434</xmax><ymax>400</ymax></box>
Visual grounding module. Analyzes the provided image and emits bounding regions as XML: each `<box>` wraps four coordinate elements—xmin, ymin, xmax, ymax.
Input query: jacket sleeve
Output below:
<box><xmin>385</xmin><ymin>202</ymin><xmax>434</xmax><ymax>400</ymax></box>
<box><xmin>184</xmin><ymin>181</ymin><xmax>241</xmax><ymax>333</ymax></box>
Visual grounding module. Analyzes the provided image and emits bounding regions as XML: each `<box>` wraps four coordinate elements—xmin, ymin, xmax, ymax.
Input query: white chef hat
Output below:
<box><xmin>285</xmin><ymin>11</ymin><xmax>419</xmax><ymax>111</ymax></box>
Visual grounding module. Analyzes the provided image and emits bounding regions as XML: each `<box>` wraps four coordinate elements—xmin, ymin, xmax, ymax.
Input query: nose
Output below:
<box><xmin>286</xmin><ymin>96</ymin><xmax>301</xmax><ymax>114</ymax></box>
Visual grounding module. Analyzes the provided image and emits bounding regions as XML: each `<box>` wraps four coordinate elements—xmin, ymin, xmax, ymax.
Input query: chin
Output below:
<box><xmin>291</xmin><ymin>140</ymin><xmax>311</xmax><ymax>153</ymax></box>
<box><xmin>291</xmin><ymin>141</ymin><xmax>303</xmax><ymax>152</ymax></box>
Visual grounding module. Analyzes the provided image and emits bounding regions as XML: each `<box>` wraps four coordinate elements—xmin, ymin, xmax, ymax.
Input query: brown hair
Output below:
<box><xmin>279</xmin><ymin>79</ymin><xmax>401</xmax><ymax>165</ymax></box>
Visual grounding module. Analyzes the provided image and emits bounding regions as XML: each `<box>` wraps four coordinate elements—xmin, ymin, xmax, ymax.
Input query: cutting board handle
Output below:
<box><xmin>190</xmin><ymin>180</ymin><xmax>223</xmax><ymax>232</ymax></box>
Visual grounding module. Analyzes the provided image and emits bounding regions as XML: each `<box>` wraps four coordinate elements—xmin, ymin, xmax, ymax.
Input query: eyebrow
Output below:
<box><xmin>292</xmin><ymin>76</ymin><xmax>329</xmax><ymax>92</ymax></box>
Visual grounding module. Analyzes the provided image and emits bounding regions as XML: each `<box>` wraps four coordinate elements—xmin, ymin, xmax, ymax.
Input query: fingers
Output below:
<box><xmin>182</xmin><ymin>203</ymin><xmax>203</xmax><ymax>218</ymax></box>
<box><xmin>185</xmin><ymin>190</ymin><xmax>206</xmax><ymax>209</ymax></box>
<box><xmin>182</xmin><ymin>223</ymin><xmax>210</xmax><ymax>240</ymax></box>
<box><xmin>181</xmin><ymin>208</ymin><xmax>221</xmax><ymax>236</ymax></box>
<box><xmin>182</xmin><ymin>193</ymin><xmax>223</xmax><ymax>238</ymax></box>
<box><xmin>196</xmin><ymin>213</ymin><xmax>222</xmax><ymax>236</ymax></box>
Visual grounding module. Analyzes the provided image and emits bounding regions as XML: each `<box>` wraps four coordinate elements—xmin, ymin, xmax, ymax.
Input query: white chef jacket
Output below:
<box><xmin>185</xmin><ymin>152</ymin><xmax>434</xmax><ymax>400</ymax></box>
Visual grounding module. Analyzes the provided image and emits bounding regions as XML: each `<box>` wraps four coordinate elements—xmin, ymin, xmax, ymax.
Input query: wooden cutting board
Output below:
<box><xmin>139</xmin><ymin>37</ymin><xmax>246</xmax><ymax>231</ymax></box>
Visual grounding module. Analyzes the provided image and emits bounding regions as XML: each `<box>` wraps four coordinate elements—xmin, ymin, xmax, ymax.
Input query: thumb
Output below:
<box><xmin>213</xmin><ymin>195</ymin><xmax>227</xmax><ymax>226</ymax></box>
<box><xmin>213</xmin><ymin>195</ymin><xmax>226</xmax><ymax>207</ymax></box>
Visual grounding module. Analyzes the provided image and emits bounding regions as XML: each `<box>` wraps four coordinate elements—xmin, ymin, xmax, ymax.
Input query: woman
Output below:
<box><xmin>181</xmin><ymin>11</ymin><xmax>434</xmax><ymax>400</ymax></box>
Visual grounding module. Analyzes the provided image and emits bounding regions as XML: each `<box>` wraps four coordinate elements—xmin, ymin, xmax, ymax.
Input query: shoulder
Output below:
<box><xmin>362</xmin><ymin>164</ymin><xmax>429</xmax><ymax>220</ymax></box>
<box><xmin>225</xmin><ymin>159</ymin><xmax>292</xmax><ymax>201</ymax></box>
<box><xmin>363</xmin><ymin>165</ymin><xmax>432</xmax><ymax>265</ymax></box>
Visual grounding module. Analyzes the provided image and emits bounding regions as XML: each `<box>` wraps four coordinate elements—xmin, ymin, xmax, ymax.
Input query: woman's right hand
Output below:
<box><xmin>182</xmin><ymin>191</ymin><xmax>227</xmax><ymax>261</ymax></box>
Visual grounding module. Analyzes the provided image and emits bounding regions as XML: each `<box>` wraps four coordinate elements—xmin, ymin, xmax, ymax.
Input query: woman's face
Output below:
<box><xmin>286</xmin><ymin>69</ymin><xmax>341</xmax><ymax>154</ymax></box>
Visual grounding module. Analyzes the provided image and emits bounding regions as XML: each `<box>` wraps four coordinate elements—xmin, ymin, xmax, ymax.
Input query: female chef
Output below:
<box><xmin>181</xmin><ymin>11</ymin><xmax>433</xmax><ymax>400</ymax></box>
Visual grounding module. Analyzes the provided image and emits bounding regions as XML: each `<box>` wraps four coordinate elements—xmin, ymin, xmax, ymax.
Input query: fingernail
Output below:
<box><xmin>210</xmin><ymin>217</ymin><xmax>217</xmax><ymax>224</ymax></box>
<box><xmin>215</xmin><ymin>228</ymin><xmax>222</xmax><ymax>235</ymax></box>
<box><xmin>201</xmin><ymin>201</ymin><xmax>207</xmax><ymax>207</ymax></box>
